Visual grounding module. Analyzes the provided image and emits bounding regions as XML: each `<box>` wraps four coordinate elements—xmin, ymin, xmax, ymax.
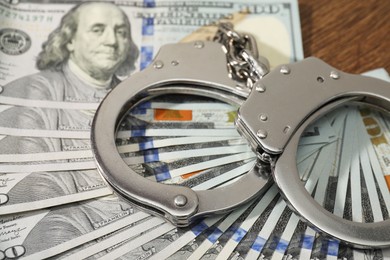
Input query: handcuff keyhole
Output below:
<box><xmin>317</xmin><ymin>76</ymin><xmax>325</xmax><ymax>83</ymax></box>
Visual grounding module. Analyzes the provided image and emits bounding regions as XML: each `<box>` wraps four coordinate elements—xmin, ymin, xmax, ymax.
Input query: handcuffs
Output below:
<box><xmin>91</xmin><ymin>24</ymin><xmax>390</xmax><ymax>248</ymax></box>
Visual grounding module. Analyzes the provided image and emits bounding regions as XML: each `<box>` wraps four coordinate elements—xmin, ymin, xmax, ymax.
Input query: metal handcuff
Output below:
<box><xmin>91</xmin><ymin>23</ymin><xmax>390</xmax><ymax>248</ymax></box>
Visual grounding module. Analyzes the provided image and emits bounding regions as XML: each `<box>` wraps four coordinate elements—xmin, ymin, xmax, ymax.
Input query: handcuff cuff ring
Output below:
<box><xmin>91</xmin><ymin>24</ymin><xmax>390</xmax><ymax>248</ymax></box>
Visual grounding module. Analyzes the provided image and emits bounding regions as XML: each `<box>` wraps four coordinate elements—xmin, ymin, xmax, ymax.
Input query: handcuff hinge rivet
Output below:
<box><xmin>330</xmin><ymin>71</ymin><xmax>340</xmax><ymax>79</ymax></box>
<box><xmin>255</xmin><ymin>83</ymin><xmax>266</xmax><ymax>93</ymax></box>
<box><xmin>256</xmin><ymin>129</ymin><xmax>268</xmax><ymax>139</ymax></box>
<box><xmin>259</xmin><ymin>114</ymin><xmax>268</xmax><ymax>121</ymax></box>
<box><xmin>194</xmin><ymin>41</ymin><xmax>204</xmax><ymax>49</ymax></box>
<box><xmin>280</xmin><ymin>65</ymin><xmax>290</xmax><ymax>75</ymax></box>
<box><xmin>174</xmin><ymin>195</ymin><xmax>187</xmax><ymax>207</ymax></box>
<box><xmin>153</xmin><ymin>60</ymin><xmax>164</xmax><ymax>69</ymax></box>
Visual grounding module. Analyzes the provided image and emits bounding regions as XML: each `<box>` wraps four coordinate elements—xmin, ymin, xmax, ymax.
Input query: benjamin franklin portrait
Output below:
<box><xmin>0</xmin><ymin>1</ymin><xmax>139</xmax><ymax>154</ymax></box>
<box><xmin>0</xmin><ymin>2</ymin><xmax>139</xmax><ymax>212</ymax></box>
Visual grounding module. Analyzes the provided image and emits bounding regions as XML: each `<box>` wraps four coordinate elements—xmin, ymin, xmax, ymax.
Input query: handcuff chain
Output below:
<box><xmin>214</xmin><ymin>22</ymin><xmax>274</xmax><ymax>165</ymax></box>
<box><xmin>213</xmin><ymin>23</ymin><xmax>269</xmax><ymax>89</ymax></box>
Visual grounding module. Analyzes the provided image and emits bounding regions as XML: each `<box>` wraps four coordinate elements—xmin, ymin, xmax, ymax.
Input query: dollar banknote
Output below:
<box><xmin>140</xmin><ymin>152</ymin><xmax>255</xmax><ymax>181</ymax></box>
<box><xmin>0</xmin><ymin>0</ymin><xmax>303</xmax><ymax>89</ymax></box>
<box><xmin>94</xmin><ymin>216</ymin><xmax>221</xmax><ymax>260</ymax></box>
<box><xmin>0</xmin><ymin>195</ymin><xmax>150</xmax><ymax>259</ymax></box>
<box><xmin>167</xmin><ymin>160</ymin><xmax>254</xmax><ymax>189</ymax></box>
<box><xmin>54</xmin><ymin>216</ymin><xmax>167</xmax><ymax>259</ymax></box>
<box><xmin>1</xmin><ymin>0</ymin><xmax>390</xmax><ymax>259</ymax></box>
<box><xmin>0</xmin><ymin>170</ymin><xmax>112</xmax><ymax>215</ymax></box>
<box><xmin>0</xmin><ymin>105</ymin><xmax>239</xmax><ymax>136</ymax></box>
<box><xmin>122</xmin><ymin>141</ymin><xmax>251</xmax><ymax>164</ymax></box>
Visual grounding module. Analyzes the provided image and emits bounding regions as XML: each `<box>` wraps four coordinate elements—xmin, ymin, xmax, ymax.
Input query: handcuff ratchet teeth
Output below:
<box><xmin>91</xmin><ymin>24</ymin><xmax>390</xmax><ymax>248</ymax></box>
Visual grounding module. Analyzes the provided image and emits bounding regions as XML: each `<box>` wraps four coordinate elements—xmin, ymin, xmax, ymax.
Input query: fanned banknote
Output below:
<box><xmin>0</xmin><ymin>195</ymin><xmax>151</xmax><ymax>259</ymax></box>
<box><xmin>1</xmin><ymin>0</ymin><xmax>390</xmax><ymax>259</ymax></box>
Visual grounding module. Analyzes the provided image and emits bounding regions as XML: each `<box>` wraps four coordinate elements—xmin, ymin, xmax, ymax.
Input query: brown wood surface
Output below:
<box><xmin>299</xmin><ymin>0</ymin><xmax>390</xmax><ymax>74</ymax></box>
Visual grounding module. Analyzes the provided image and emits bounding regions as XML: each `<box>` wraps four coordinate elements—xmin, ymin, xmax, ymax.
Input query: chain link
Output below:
<box><xmin>213</xmin><ymin>23</ymin><xmax>270</xmax><ymax>89</ymax></box>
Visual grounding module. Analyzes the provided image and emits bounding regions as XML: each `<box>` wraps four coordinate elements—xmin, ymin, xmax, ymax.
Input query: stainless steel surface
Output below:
<box><xmin>91</xmin><ymin>41</ymin><xmax>271</xmax><ymax>226</ymax></box>
<box><xmin>237</xmin><ymin>57</ymin><xmax>390</xmax><ymax>155</ymax></box>
<box><xmin>274</xmin><ymin>99</ymin><xmax>390</xmax><ymax>248</ymax></box>
<box><xmin>92</xmin><ymin>24</ymin><xmax>390</xmax><ymax>247</ymax></box>
<box><xmin>237</xmin><ymin>57</ymin><xmax>390</xmax><ymax>248</ymax></box>
<box><xmin>279</xmin><ymin>65</ymin><xmax>291</xmax><ymax>75</ymax></box>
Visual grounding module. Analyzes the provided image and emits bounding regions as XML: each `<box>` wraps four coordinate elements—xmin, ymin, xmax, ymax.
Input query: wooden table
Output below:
<box><xmin>299</xmin><ymin>0</ymin><xmax>390</xmax><ymax>74</ymax></box>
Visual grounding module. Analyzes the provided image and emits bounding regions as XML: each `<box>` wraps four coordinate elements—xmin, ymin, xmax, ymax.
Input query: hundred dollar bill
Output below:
<box><xmin>331</xmin><ymin>106</ymin><xmax>390</xmax><ymax>224</ymax></box>
<box><xmin>55</xmin><ymin>216</ymin><xmax>166</xmax><ymax>259</ymax></box>
<box><xmin>0</xmin><ymin>104</ymin><xmax>94</xmax><ymax>134</ymax></box>
<box><xmin>190</xmin><ymin>160</ymin><xmax>255</xmax><ymax>190</ymax></box>
<box><xmin>298</xmin><ymin>115</ymin><xmax>337</xmax><ymax>146</ymax></box>
<box><xmin>281</xmin><ymin>219</ymin><xmax>308</xmax><ymax>260</ymax></box>
<box><xmin>304</xmin><ymin>105</ymin><xmax>390</xmax><ymax>259</ymax></box>
<box><xmin>122</xmin><ymin>140</ymin><xmax>251</xmax><ymax>164</ymax></box>
<box><xmin>123</xmin><ymin>143</ymin><xmax>251</xmax><ymax>164</ymax></box>
<box><xmin>214</xmin><ymin>113</ymin><xmax>339</xmax><ymax>259</ymax></box>
<box><xmin>0</xmin><ymin>139</ymin><xmax>249</xmax><ymax>165</ymax></box>
<box><xmin>0</xmin><ymin>125</ymin><xmax>240</xmax><ymax>139</ymax></box>
<box><xmin>306</xmin><ymin>109</ymin><xmax>352</xmax><ymax>259</ymax></box>
<box><xmin>145</xmin><ymin>182</ymin><xmax>276</xmax><ymax>259</ymax></box>
<box><xmin>135</xmin><ymin>112</ymin><xmax>338</xmax><ymax>258</ymax></box>
<box><xmin>222</xmin><ymin>193</ymin><xmax>281</xmax><ymax>260</ymax></box>
<box><xmin>259</xmin><ymin>205</ymin><xmax>293</xmax><ymax>259</ymax></box>
<box><xmin>141</xmin><ymin>152</ymin><xmax>255</xmax><ymax>181</ymax></box>
<box><xmin>93</xmin><ymin>222</ymin><xmax>176</xmax><ymax>260</ymax></box>
<box><xmin>244</xmin><ymin>199</ymin><xmax>292</xmax><ymax>260</ymax></box>
<box><xmin>119</xmin><ymin>127</ymin><xmax>241</xmax><ymax>138</ymax></box>
<box><xmin>200</xmin><ymin>198</ymin><xmax>273</xmax><ymax>260</ymax></box>
<box><xmin>0</xmin><ymin>170</ymin><xmax>112</xmax><ymax>215</ymax></box>
<box><xmin>0</xmin><ymin>95</ymin><xmax>100</xmax><ymax>110</ymax></box>
<box><xmin>0</xmin><ymin>160</ymin><xmax>97</xmax><ymax>173</ymax></box>
<box><xmin>93</xmin><ymin>216</ymin><xmax>220</xmax><ymax>260</ymax></box>
<box><xmin>265</xmin><ymin>144</ymin><xmax>337</xmax><ymax>260</ymax></box>
<box><xmin>299</xmin><ymin>140</ymin><xmax>342</xmax><ymax>259</ymax></box>
<box><xmin>0</xmin><ymin>1</ymin><xmax>316</xmax><ymax>258</ymax></box>
<box><xmin>186</xmin><ymin>204</ymin><xmax>252</xmax><ymax>260</ymax></box>
<box><xmin>359</xmin><ymin>107</ymin><xmax>390</xmax><ymax>187</ymax></box>
<box><xmin>229</xmin><ymin>197</ymin><xmax>280</xmax><ymax>259</ymax></box>
<box><xmin>0</xmin><ymin>0</ymin><xmax>303</xmax><ymax>88</ymax></box>
<box><xmin>117</xmin><ymin>136</ymin><xmax>242</xmax><ymax>153</ymax></box>
<box><xmin>0</xmin><ymin>105</ymin><xmax>241</xmax><ymax>131</ymax></box>
<box><xmin>0</xmin><ymin>195</ymin><xmax>150</xmax><ymax>259</ymax></box>
<box><xmin>131</xmin><ymin>108</ymin><xmax>237</xmax><ymax>125</ymax></box>
<box><xmin>212</xmin><ymin>187</ymin><xmax>280</xmax><ymax>260</ymax></box>
<box><xmin>160</xmin><ymin>200</ymin><xmax>258</xmax><ymax>260</ymax></box>
<box><xmin>119</xmin><ymin>114</ymin><xmax>237</xmax><ymax>130</ymax></box>
<box><xmin>0</xmin><ymin>135</ymin><xmax>88</xmax><ymax>158</ymax></box>
<box><xmin>0</xmin><ymin>145</ymin><xmax>251</xmax><ymax>175</ymax></box>
<box><xmin>296</xmin><ymin>150</ymin><xmax>320</xmax><ymax>182</ymax></box>
<box><xmin>133</xmin><ymin>99</ymin><xmax>237</xmax><ymax>111</ymax></box>
<box><xmin>356</xmin><ymin>123</ymin><xmax>383</xmax><ymax>223</ymax></box>
<box><xmin>276</xmin><ymin>146</ymin><xmax>335</xmax><ymax>259</ymax></box>
<box><xmin>226</xmin><ymin>145</ymin><xmax>324</xmax><ymax>259</ymax></box>
<box><xmin>145</xmin><ymin>216</ymin><xmax>222</xmax><ymax>260</ymax></box>
<box><xmin>123</xmin><ymin>138</ymin><xmax>247</xmax><ymax>156</ymax></box>
<box><xmin>0</xmin><ymin>149</ymin><xmax>92</xmax><ymax>163</ymax></box>
<box><xmin>0</xmin><ymin>136</ymin><xmax>240</xmax><ymax>161</ymax></box>
<box><xmin>333</xmin><ymin>107</ymin><xmax>358</xmax><ymax>218</ymax></box>
<box><xmin>161</xmin><ymin>160</ymin><xmax>253</xmax><ymax>187</ymax></box>
<box><xmin>0</xmin><ymin>104</ymin><xmax>237</xmax><ymax>138</ymax></box>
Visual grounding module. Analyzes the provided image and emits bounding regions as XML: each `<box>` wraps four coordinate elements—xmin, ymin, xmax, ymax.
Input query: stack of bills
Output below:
<box><xmin>0</xmin><ymin>0</ymin><xmax>389</xmax><ymax>259</ymax></box>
